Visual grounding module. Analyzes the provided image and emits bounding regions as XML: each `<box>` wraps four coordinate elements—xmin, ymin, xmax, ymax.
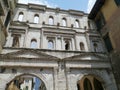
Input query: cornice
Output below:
<box><xmin>17</xmin><ymin>3</ymin><xmax>87</xmax><ymax>16</ymax></box>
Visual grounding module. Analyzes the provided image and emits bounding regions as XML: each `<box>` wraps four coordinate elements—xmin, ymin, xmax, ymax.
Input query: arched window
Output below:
<box><xmin>62</xmin><ymin>18</ymin><xmax>67</xmax><ymax>26</ymax></box>
<box><xmin>18</xmin><ymin>12</ymin><xmax>23</xmax><ymax>21</ymax></box>
<box><xmin>65</xmin><ymin>41</ymin><xmax>70</xmax><ymax>50</ymax></box>
<box><xmin>93</xmin><ymin>43</ymin><xmax>98</xmax><ymax>52</ymax></box>
<box><xmin>30</xmin><ymin>39</ymin><xmax>37</xmax><ymax>48</ymax></box>
<box><xmin>34</xmin><ymin>14</ymin><xmax>39</xmax><ymax>23</ymax></box>
<box><xmin>48</xmin><ymin>40</ymin><xmax>54</xmax><ymax>49</ymax></box>
<box><xmin>80</xmin><ymin>42</ymin><xmax>85</xmax><ymax>51</ymax></box>
<box><xmin>12</xmin><ymin>36</ymin><xmax>19</xmax><ymax>48</ymax></box>
<box><xmin>84</xmin><ymin>78</ymin><xmax>92</xmax><ymax>90</ymax></box>
<box><xmin>49</xmin><ymin>16</ymin><xmax>54</xmax><ymax>25</ymax></box>
<box><xmin>94</xmin><ymin>78</ymin><xmax>104</xmax><ymax>90</ymax></box>
<box><xmin>75</xmin><ymin>20</ymin><xmax>79</xmax><ymax>28</ymax></box>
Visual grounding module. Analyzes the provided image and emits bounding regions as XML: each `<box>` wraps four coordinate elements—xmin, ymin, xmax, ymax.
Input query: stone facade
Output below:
<box><xmin>0</xmin><ymin>3</ymin><xmax>118</xmax><ymax>90</ymax></box>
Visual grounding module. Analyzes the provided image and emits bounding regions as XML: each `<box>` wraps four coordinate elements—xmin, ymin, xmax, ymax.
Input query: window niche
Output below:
<box><xmin>12</xmin><ymin>35</ymin><xmax>20</xmax><ymax>48</ymax></box>
<box><xmin>49</xmin><ymin>16</ymin><xmax>54</xmax><ymax>25</ymax></box>
<box><xmin>93</xmin><ymin>43</ymin><xmax>98</xmax><ymax>52</ymax></box>
<box><xmin>62</xmin><ymin>18</ymin><xmax>67</xmax><ymax>26</ymax></box>
<box><xmin>0</xmin><ymin>67</ymin><xmax>6</xmax><ymax>73</ymax></box>
<box><xmin>34</xmin><ymin>14</ymin><xmax>39</xmax><ymax>23</ymax></box>
<box><xmin>48</xmin><ymin>39</ymin><xmax>54</xmax><ymax>49</ymax></box>
<box><xmin>18</xmin><ymin>12</ymin><xmax>24</xmax><ymax>21</ymax></box>
<box><xmin>30</xmin><ymin>39</ymin><xmax>37</xmax><ymax>48</ymax></box>
<box><xmin>12</xmin><ymin>68</ymin><xmax>17</xmax><ymax>73</ymax></box>
<box><xmin>80</xmin><ymin>42</ymin><xmax>85</xmax><ymax>51</ymax></box>
<box><xmin>64</xmin><ymin>40</ymin><xmax>70</xmax><ymax>50</ymax></box>
<box><xmin>75</xmin><ymin>19</ymin><xmax>80</xmax><ymax>28</ymax></box>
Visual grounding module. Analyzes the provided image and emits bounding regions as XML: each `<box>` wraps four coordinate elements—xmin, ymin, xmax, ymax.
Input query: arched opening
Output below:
<box><xmin>30</xmin><ymin>39</ymin><xmax>37</xmax><ymax>48</ymax></box>
<box><xmin>75</xmin><ymin>19</ymin><xmax>80</xmax><ymax>28</ymax></box>
<box><xmin>62</xmin><ymin>18</ymin><xmax>67</xmax><ymax>26</ymax></box>
<box><xmin>65</xmin><ymin>41</ymin><xmax>70</xmax><ymax>50</ymax></box>
<box><xmin>84</xmin><ymin>78</ymin><xmax>92</xmax><ymax>90</ymax></box>
<box><xmin>12</xmin><ymin>36</ymin><xmax>19</xmax><ymax>48</ymax></box>
<box><xmin>48</xmin><ymin>40</ymin><xmax>54</xmax><ymax>49</ymax></box>
<box><xmin>94</xmin><ymin>78</ymin><xmax>104</xmax><ymax>90</ymax></box>
<box><xmin>6</xmin><ymin>74</ymin><xmax>47</xmax><ymax>90</ymax></box>
<box><xmin>18</xmin><ymin>12</ymin><xmax>24</xmax><ymax>21</ymax></box>
<box><xmin>80</xmin><ymin>42</ymin><xmax>85</xmax><ymax>51</ymax></box>
<box><xmin>77</xmin><ymin>75</ymin><xmax>104</xmax><ymax>90</ymax></box>
<box><xmin>49</xmin><ymin>16</ymin><xmax>54</xmax><ymax>25</ymax></box>
<box><xmin>34</xmin><ymin>14</ymin><xmax>39</xmax><ymax>23</ymax></box>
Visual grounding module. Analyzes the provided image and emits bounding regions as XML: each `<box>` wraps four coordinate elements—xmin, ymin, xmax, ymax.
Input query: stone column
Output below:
<box><xmin>55</xmin><ymin>37</ymin><xmax>57</xmax><ymax>50</ymax></box>
<box><xmin>5</xmin><ymin>33</ymin><xmax>12</xmax><ymax>47</ymax></box>
<box><xmin>57</xmin><ymin>61</ymin><xmax>67</xmax><ymax>90</ymax></box>
<box><xmin>71</xmin><ymin>38</ymin><xmax>75</xmax><ymax>51</ymax></box>
<box><xmin>53</xmin><ymin>67</ymin><xmax>58</xmax><ymax>90</ymax></box>
<box><xmin>20</xmin><ymin>35</ymin><xmax>24</xmax><ymax>48</ymax></box>
<box><xmin>61</xmin><ymin>37</ymin><xmax>64</xmax><ymax>50</ymax></box>
<box><xmin>74</xmin><ymin>35</ymin><xmax>78</xmax><ymax>51</ymax></box>
<box><xmin>40</xmin><ymin>29</ymin><xmax>43</xmax><ymax>49</ymax></box>
<box><xmin>85</xmin><ymin>33</ymin><xmax>91</xmax><ymax>51</ymax></box>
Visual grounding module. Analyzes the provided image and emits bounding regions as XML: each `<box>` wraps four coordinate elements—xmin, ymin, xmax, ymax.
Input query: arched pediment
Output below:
<box><xmin>0</xmin><ymin>49</ymin><xmax>59</xmax><ymax>60</ymax></box>
<box><xmin>64</xmin><ymin>53</ymin><xmax>108</xmax><ymax>61</ymax></box>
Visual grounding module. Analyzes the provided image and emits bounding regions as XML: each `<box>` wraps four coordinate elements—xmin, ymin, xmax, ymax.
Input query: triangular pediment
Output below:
<box><xmin>1</xmin><ymin>49</ymin><xmax>59</xmax><ymax>60</ymax></box>
<box><xmin>64</xmin><ymin>53</ymin><xmax>108</xmax><ymax>61</ymax></box>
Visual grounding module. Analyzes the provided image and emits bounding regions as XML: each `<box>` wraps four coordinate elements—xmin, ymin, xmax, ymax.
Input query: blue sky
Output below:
<box><xmin>18</xmin><ymin>0</ymin><xmax>96</xmax><ymax>13</ymax></box>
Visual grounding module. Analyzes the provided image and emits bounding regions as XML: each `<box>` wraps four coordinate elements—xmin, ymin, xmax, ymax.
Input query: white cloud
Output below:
<box><xmin>18</xmin><ymin>0</ymin><xmax>58</xmax><ymax>8</ymax></box>
<box><xmin>87</xmin><ymin>0</ymin><xmax>96</xmax><ymax>13</ymax></box>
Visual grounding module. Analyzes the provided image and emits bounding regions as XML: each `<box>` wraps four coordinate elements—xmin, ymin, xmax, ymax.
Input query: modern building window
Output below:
<box><xmin>75</xmin><ymin>20</ymin><xmax>79</xmax><ymax>28</ymax></box>
<box><xmin>30</xmin><ymin>39</ymin><xmax>37</xmax><ymax>48</ymax></box>
<box><xmin>49</xmin><ymin>16</ymin><xmax>54</xmax><ymax>25</ymax></box>
<box><xmin>62</xmin><ymin>18</ymin><xmax>67</xmax><ymax>26</ymax></box>
<box><xmin>114</xmin><ymin>0</ymin><xmax>120</xmax><ymax>6</ymax></box>
<box><xmin>65</xmin><ymin>41</ymin><xmax>70</xmax><ymax>50</ymax></box>
<box><xmin>18</xmin><ymin>12</ymin><xmax>24</xmax><ymax>21</ymax></box>
<box><xmin>48</xmin><ymin>40</ymin><xmax>54</xmax><ymax>49</ymax></box>
<box><xmin>84</xmin><ymin>78</ymin><xmax>92</xmax><ymax>90</ymax></box>
<box><xmin>80</xmin><ymin>42</ymin><xmax>85</xmax><ymax>51</ymax></box>
<box><xmin>104</xmin><ymin>34</ymin><xmax>113</xmax><ymax>52</ymax></box>
<box><xmin>12</xmin><ymin>36</ymin><xmax>19</xmax><ymax>48</ymax></box>
<box><xmin>34</xmin><ymin>14</ymin><xmax>39</xmax><ymax>23</ymax></box>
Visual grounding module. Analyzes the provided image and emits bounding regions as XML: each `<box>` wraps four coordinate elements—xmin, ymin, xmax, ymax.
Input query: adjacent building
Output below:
<box><xmin>0</xmin><ymin>2</ymin><xmax>118</xmax><ymax>90</ymax></box>
<box><xmin>89</xmin><ymin>0</ymin><xmax>120</xmax><ymax>89</ymax></box>
<box><xmin>0</xmin><ymin>0</ymin><xmax>17</xmax><ymax>53</ymax></box>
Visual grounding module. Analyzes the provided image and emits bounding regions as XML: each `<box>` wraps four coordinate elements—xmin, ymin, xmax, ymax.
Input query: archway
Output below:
<box><xmin>6</xmin><ymin>74</ymin><xmax>47</xmax><ymax>90</ymax></box>
<box><xmin>77</xmin><ymin>75</ymin><xmax>104</xmax><ymax>90</ymax></box>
